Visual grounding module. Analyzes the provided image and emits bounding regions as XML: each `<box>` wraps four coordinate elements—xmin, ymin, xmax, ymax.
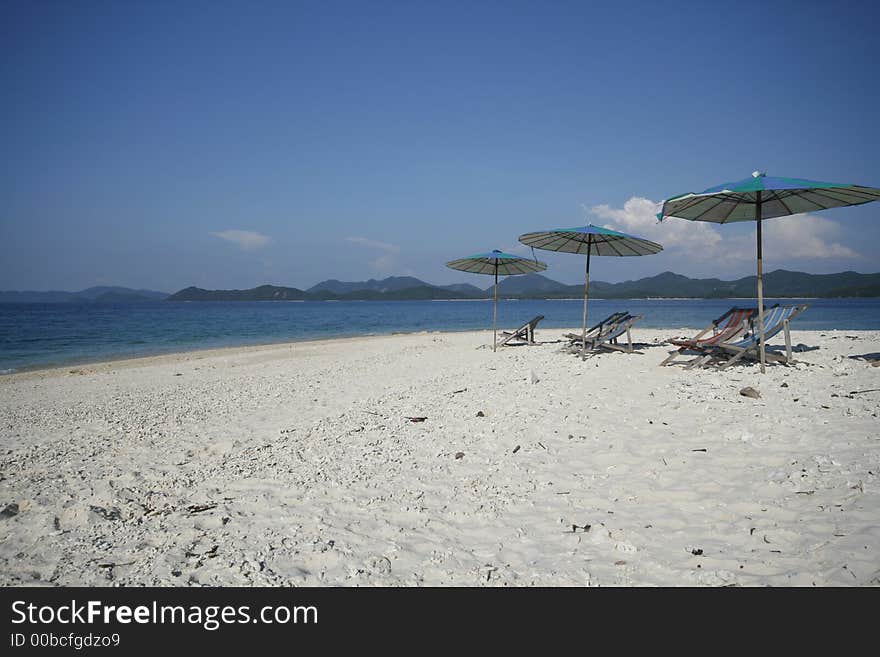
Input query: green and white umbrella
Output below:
<box><xmin>660</xmin><ymin>172</ymin><xmax>880</xmax><ymax>371</ymax></box>
<box><xmin>446</xmin><ymin>249</ymin><xmax>547</xmax><ymax>352</ymax></box>
<box><xmin>518</xmin><ymin>225</ymin><xmax>663</xmax><ymax>359</ymax></box>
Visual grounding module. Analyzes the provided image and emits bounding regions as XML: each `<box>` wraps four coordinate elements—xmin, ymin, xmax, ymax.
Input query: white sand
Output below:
<box><xmin>1</xmin><ymin>328</ymin><xmax>878</xmax><ymax>587</ymax></box>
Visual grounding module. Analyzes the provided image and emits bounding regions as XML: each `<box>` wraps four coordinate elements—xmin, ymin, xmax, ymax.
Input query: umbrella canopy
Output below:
<box><xmin>445</xmin><ymin>250</ymin><xmax>547</xmax><ymax>352</ymax></box>
<box><xmin>518</xmin><ymin>225</ymin><xmax>662</xmax><ymax>358</ymax></box>
<box><xmin>446</xmin><ymin>250</ymin><xmax>548</xmax><ymax>276</ymax></box>
<box><xmin>661</xmin><ymin>174</ymin><xmax>880</xmax><ymax>223</ymax></box>
<box><xmin>660</xmin><ymin>171</ymin><xmax>880</xmax><ymax>371</ymax></box>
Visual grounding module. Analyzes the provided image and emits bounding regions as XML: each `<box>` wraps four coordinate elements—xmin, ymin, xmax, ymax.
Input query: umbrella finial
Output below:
<box><xmin>752</xmin><ymin>170</ymin><xmax>765</xmax><ymax>178</ymax></box>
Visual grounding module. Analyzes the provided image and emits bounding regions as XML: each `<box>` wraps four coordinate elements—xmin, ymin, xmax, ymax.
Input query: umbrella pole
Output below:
<box><xmin>493</xmin><ymin>269</ymin><xmax>498</xmax><ymax>353</ymax></box>
<box><xmin>756</xmin><ymin>193</ymin><xmax>766</xmax><ymax>373</ymax></box>
<box><xmin>581</xmin><ymin>238</ymin><xmax>592</xmax><ymax>360</ymax></box>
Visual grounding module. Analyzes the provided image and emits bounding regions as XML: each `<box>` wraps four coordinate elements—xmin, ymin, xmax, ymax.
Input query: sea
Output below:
<box><xmin>1</xmin><ymin>298</ymin><xmax>879</xmax><ymax>374</ymax></box>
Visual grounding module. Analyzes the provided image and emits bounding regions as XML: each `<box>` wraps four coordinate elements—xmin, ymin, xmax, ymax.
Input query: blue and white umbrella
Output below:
<box><xmin>519</xmin><ymin>225</ymin><xmax>663</xmax><ymax>358</ymax></box>
<box><xmin>660</xmin><ymin>171</ymin><xmax>880</xmax><ymax>371</ymax></box>
<box><xmin>446</xmin><ymin>250</ymin><xmax>547</xmax><ymax>352</ymax></box>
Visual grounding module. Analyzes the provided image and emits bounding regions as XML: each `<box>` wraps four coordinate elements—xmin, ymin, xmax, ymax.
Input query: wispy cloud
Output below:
<box><xmin>212</xmin><ymin>230</ymin><xmax>270</xmax><ymax>251</ymax></box>
<box><xmin>591</xmin><ymin>197</ymin><xmax>858</xmax><ymax>265</ymax></box>
<box><xmin>346</xmin><ymin>236</ymin><xmax>400</xmax><ymax>273</ymax></box>
<box><xmin>346</xmin><ymin>236</ymin><xmax>400</xmax><ymax>252</ymax></box>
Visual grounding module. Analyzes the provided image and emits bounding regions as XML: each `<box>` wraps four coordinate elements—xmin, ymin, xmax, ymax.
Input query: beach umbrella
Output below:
<box><xmin>518</xmin><ymin>225</ymin><xmax>663</xmax><ymax>359</ymax></box>
<box><xmin>445</xmin><ymin>249</ymin><xmax>547</xmax><ymax>352</ymax></box>
<box><xmin>660</xmin><ymin>171</ymin><xmax>880</xmax><ymax>372</ymax></box>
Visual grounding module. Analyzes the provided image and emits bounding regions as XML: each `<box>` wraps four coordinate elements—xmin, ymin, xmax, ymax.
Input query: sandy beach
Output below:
<box><xmin>1</xmin><ymin>328</ymin><xmax>878</xmax><ymax>587</ymax></box>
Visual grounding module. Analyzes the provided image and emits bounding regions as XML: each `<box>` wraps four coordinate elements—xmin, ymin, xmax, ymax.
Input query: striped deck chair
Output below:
<box><xmin>660</xmin><ymin>306</ymin><xmax>757</xmax><ymax>367</ymax></box>
<box><xmin>594</xmin><ymin>313</ymin><xmax>643</xmax><ymax>354</ymax></box>
<box><xmin>563</xmin><ymin>311</ymin><xmax>628</xmax><ymax>346</ymax></box>
<box><xmin>499</xmin><ymin>315</ymin><xmax>544</xmax><ymax>347</ymax></box>
<box><xmin>568</xmin><ymin>313</ymin><xmax>644</xmax><ymax>355</ymax></box>
<box><xmin>693</xmin><ymin>304</ymin><xmax>810</xmax><ymax>370</ymax></box>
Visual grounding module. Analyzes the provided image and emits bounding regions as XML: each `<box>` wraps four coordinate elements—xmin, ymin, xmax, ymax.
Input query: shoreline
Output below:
<box><xmin>4</xmin><ymin>298</ymin><xmax>878</xmax><ymax>375</ymax></box>
<box><xmin>2</xmin><ymin>327</ymin><xmax>536</xmax><ymax>379</ymax></box>
<box><xmin>1</xmin><ymin>325</ymin><xmax>872</xmax><ymax>380</ymax></box>
<box><xmin>0</xmin><ymin>329</ymin><xmax>448</xmax><ymax>379</ymax></box>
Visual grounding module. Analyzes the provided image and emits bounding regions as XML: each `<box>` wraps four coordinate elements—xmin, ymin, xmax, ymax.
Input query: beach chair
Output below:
<box><xmin>594</xmin><ymin>313</ymin><xmax>643</xmax><ymax>354</ymax></box>
<box><xmin>499</xmin><ymin>315</ymin><xmax>544</xmax><ymax>346</ymax></box>
<box><xmin>563</xmin><ymin>311</ymin><xmax>628</xmax><ymax>345</ymax></box>
<box><xmin>567</xmin><ymin>313</ymin><xmax>643</xmax><ymax>355</ymax></box>
<box><xmin>660</xmin><ymin>306</ymin><xmax>757</xmax><ymax>367</ymax></box>
<box><xmin>693</xmin><ymin>304</ymin><xmax>810</xmax><ymax>370</ymax></box>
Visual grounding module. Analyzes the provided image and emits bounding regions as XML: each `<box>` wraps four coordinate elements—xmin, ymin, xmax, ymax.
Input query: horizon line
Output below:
<box><xmin>2</xmin><ymin>267</ymin><xmax>877</xmax><ymax>296</ymax></box>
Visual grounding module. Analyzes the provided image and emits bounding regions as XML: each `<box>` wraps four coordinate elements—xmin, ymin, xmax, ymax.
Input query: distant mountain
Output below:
<box><xmin>75</xmin><ymin>286</ymin><xmax>168</xmax><ymax>301</ymax></box>
<box><xmin>169</xmin><ymin>283</ymin><xmax>474</xmax><ymax>302</ymax></box>
<box><xmin>307</xmin><ymin>276</ymin><xmax>431</xmax><ymax>295</ymax></box>
<box><xmin>510</xmin><ymin>270</ymin><xmax>880</xmax><ymax>299</ymax></box>
<box><xmin>534</xmin><ymin>270</ymin><xmax>880</xmax><ymax>299</ymax></box>
<box><xmin>714</xmin><ymin>270</ymin><xmax>880</xmax><ymax>298</ymax></box>
<box><xmin>488</xmin><ymin>271</ymin><xmax>727</xmax><ymax>299</ymax></box>
<box><xmin>439</xmin><ymin>283</ymin><xmax>487</xmax><ymax>297</ymax></box>
<box><xmin>590</xmin><ymin>271</ymin><xmax>732</xmax><ymax>299</ymax></box>
<box><xmin>166</xmin><ymin>285</ymin><xmax>309</xmax><ymax>301</ymax></box>
<box><xmin>164</xmin><ymin>270</ymin><xmax>880</xmax><ymax>302</ymax></box>
<box><xmin>493</xmin><ymin>274</ymin><xmax>574</xmax><ymax>296</ymax></box>
<box><xmin>8</xmin><ymin>271</ymin><xmax>879</xmax><ymax>305</ymax></box>
<box><xmin>582</xmin><ymin>270</ymin><xmax>880</xmax><ymax>299</ymax></box>
<box><xmin>0</xmin><ymin>287</ymin><xmax>168</xmax><ymax>303</ymax></box>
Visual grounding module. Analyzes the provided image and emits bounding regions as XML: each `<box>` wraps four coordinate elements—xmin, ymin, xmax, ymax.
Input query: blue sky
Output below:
<box><xmin>2</xmin><ymin>0</ymin><xmax>879</xmax><ymax>292</ymax></box>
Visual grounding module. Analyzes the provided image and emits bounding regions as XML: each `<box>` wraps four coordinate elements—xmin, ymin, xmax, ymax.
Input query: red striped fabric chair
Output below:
<box><xmin>660</xmin><ymin>307</ymin><xmax>758</xmax><ymax>367</ymax></box>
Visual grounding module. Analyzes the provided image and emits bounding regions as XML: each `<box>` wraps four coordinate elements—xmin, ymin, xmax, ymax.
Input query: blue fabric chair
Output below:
<box><xmin>696</xmin><ymin>304</ymin><xmax>809</xmax><ymax>369</ymax></box>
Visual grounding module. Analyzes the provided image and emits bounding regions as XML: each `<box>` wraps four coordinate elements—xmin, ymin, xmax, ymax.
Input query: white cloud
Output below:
<box><xmin>346</xmin><ymin>236</ymin><xmax>400</xmax><ymax>253</ymax></box>
<box><xmin>591</xmin><ymin>197</ymin><xmax>723</xmax><ymax>258</ymax></box>
<box><xmin>590</xmin><ymin>197</ymin><xmax>858</xmax><ymax>265</ymax></box>
<box><xmin>346</xmin><ymin>236</ymin><xmax>400</xmax><ymax>274</ymax></box>
<box><xmin>763</xmin><ymin>214</ymin><xmax>858</xmax><ymax>259</ymax></box>
<box><xmin>212</xmin><ymin>230</ymin><xmax>270</xmax><ymax>251</ymax></box>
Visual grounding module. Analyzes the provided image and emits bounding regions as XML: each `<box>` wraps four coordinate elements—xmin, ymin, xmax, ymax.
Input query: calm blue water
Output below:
<box><xmin>1</xmin><ymin>298</ymin><xmax>879</xmax><ymax>373</ymax></box>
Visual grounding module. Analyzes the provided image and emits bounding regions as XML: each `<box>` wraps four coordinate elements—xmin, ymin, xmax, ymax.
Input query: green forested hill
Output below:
<box><xmin>162</xmin><ymin>270</ymin><xmax>880</xmax><ymax>301</ymax></box>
